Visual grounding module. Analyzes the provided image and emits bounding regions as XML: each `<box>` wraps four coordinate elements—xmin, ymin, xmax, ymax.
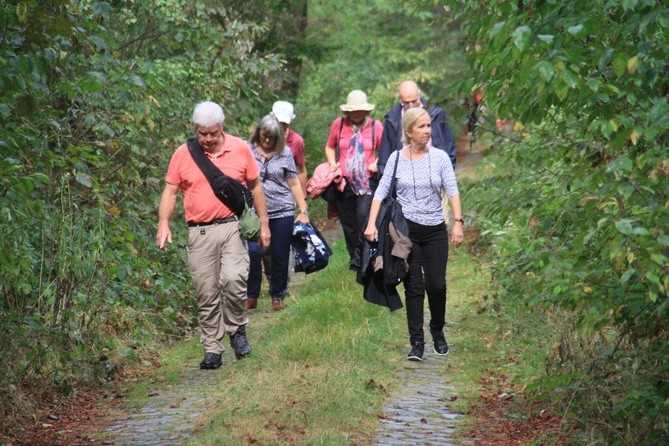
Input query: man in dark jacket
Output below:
<box><xmin>377</xmin><ymin>81</ymin><xmax>456</xmax><ymax>175</ymax></box>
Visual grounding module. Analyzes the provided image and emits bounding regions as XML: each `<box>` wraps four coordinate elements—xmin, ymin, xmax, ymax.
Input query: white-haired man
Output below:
<box><xmin>156</xmin><ymin>101</ymin><xmax>270</xmax><ymax>369</ymax></box>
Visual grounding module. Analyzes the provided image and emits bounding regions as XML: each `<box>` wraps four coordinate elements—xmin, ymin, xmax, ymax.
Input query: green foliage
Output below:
<box><xmin>0</xmin><ymin>0</ymin><xmax>301</xmax><ymax>431</ymax></box>
<box><xmin>427</xmin><ymin>0</ymin><xmax>669</xmax><ymax>442</ymax></box>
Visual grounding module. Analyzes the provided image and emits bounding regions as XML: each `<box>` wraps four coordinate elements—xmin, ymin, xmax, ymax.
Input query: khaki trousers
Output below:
<box><xmin>187</xmin><ymin>222</ymin><xmax>249</xmax><ymax>354</ymax></box>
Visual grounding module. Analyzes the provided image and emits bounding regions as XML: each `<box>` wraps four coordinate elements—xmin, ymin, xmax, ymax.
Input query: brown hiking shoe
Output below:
<box><xmin>271</xmin><ymin>298</ymin><xmax>286</xmax><ymax>310</ymax></box>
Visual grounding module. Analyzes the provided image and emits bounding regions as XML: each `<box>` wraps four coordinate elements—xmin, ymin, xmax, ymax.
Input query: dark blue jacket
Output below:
<box><xmin>292</xmin><ymin>222</ymin><xmax>332</xmax><ymax>274</ymax></box>
<box><xmin>377</xmin><ymin>100</ymin><xmax>456</xmax><ymax>175</ymax></box>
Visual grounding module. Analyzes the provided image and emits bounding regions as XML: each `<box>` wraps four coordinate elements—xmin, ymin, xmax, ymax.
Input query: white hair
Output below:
<box><xmin>192</xmin><ymin>101</ymin><xmax>225</xmax><ymax>127</ymax></box>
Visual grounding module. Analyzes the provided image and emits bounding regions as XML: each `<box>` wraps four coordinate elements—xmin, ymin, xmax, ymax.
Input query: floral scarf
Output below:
<box><xmin>344</xmin><ymin>122</ymin><xmax>371</xmax><ymax>195</ymax></box>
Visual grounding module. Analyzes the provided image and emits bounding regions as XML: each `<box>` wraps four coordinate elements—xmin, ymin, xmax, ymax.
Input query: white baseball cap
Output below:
<box><xmin>272</xmin><ymin>101</ymin><xmax>295</xmax><ymax>124</ymax></box>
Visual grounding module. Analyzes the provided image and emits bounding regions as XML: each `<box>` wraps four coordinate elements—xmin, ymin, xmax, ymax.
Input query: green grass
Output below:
<box><xmin>112</xmin><ymin>156</ymin><xmax>556</xmax><ymax>444</ymax></box>
<box><xmin>187</xmin><ymin>240</ymin><xmax>406</xmax><ymax>445</ymax></box>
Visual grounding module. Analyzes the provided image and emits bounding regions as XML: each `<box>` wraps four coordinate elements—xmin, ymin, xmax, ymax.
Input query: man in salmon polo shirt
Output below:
<box><xmin>156</xmin><ymin>101</ymin><xmax>271</xmax><ymax>370</ymax></box>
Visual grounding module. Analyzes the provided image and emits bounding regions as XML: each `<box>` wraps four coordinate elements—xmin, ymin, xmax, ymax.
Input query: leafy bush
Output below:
<box><xmin>0</xmin><ymin>0</ymin><xmax>301</xmax><ymax>431</ymax></box>
<box><xmin>430</xmin><ymin>0</ymin><xmax>669</xmax><ymax>442</ymax></box>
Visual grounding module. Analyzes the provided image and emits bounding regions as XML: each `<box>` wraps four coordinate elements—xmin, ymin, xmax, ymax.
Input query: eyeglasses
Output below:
<box><xmin>400</xmin><ymin>98</ymin><xmax>421</xmax><ymax>108</ymax></box>
<box><xmin>259</xmin><ymin>131</ymin><xmax>275</xmax><ymax>142</ymax></box>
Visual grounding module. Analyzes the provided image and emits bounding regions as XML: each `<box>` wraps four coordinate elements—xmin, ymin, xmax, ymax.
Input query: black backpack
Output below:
<box><xmin>186</xmin><ymin>138</ymin><xmax>254</xmax><ymax>217</ymax></box>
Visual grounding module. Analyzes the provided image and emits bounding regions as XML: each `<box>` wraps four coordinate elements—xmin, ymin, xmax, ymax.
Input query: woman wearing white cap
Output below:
<box><xmin>324</xmin><ymin>90</ymin><xmax>383</xmax><ymax>263</ymax></box>
<box><xmin>272</xmin><ymin>101</ymin><xmax>307</xmax><ymax>195</ymax></box>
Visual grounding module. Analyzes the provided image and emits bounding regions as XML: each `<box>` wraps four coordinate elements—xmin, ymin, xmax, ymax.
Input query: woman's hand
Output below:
<box><xmin>364</xmin><ymin>224</ymin><xmax>378</xmax><ymax>242</ymax></box>
<box><xmin>329</xmin><ymin>161</ymin><xmax>338</xmax><ymax>173</ymax></box>
<box><xmin>451</xmin><ymin>223</ymin><xmax>464</xmax><ymax>247</ymax></box>
<box><xmin>260</xmin><ymin>221</ymin><xmax>271</xmax><ymax>251</ymax></box>
<box><xmin>296</xmin><ymin>212</ymin><xmax>309</xmax><ymax>224</ymax></box>
<box><xmin>368</xmin><ymin>160</ymin><xmax>378</xmax><ymax>173</ymax></box>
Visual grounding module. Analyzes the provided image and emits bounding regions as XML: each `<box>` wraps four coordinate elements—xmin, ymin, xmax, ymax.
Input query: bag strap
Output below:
<box><xmin>335</xmin><ymin>116</ymin><xmax>345</xmax><ymax>161</ymax></box>
<box><xmin>336</xmin><ymin>117</ymin><xmax>377</xmax><ymax>156</ymax></box>
<box><xmin>371</xmin><ymin>119</ymin><xmax>376</xmax><ymax>150</ymax></box>
<box><xmin>187</xmin><ymin>138</ymin><xmax>228</xmax><ymax>184</ymax></box>
<box><xmin>388</xmin><ymin>150</ymin><xmax>400</xmax><ymax>199</ymax></box>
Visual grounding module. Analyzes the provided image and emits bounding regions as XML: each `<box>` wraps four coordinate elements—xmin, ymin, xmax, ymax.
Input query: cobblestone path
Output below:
<box><xmin>102</xmin><ymin>226</ymin><xmax>344</xmax><ymax>445</ymax></box>
<box><xmin>103</xmin><ymin>349</ymin><xmax>235</xmax><ymax>445</ymax></box>
<box><xmin>104</xmin><ymin>218</ymin><xmax>468</xmax><ymax>445</ymax></box>
<box><xmin>373</xmin><ymin>347</ymin><xmax>461</xmax><ymax>446</ymax></box>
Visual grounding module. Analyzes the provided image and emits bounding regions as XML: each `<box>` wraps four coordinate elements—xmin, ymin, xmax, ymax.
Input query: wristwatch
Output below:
<box><xmin>454</xmin><ymin>218</ymin><xmax>464</xmax><ymax>225</ymax></box>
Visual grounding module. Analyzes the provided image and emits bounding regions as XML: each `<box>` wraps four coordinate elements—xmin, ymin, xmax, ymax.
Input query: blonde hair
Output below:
<box><xmin>401</xmin><ymin>107</ymin><xmax>429</xmax><ymax>145</ymax></box>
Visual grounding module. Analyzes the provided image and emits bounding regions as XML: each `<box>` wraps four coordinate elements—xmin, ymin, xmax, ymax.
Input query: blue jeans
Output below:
<box><xmin>247</xmin><ymin>216</ymin><xmax>294</xmax><ymax>300</ymax></box>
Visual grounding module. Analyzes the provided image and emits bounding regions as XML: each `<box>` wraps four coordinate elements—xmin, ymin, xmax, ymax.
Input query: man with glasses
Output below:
<box><xmin>377</xmin><ymin>81</ymin><xmax>456</xmax><ymax>176</ymax></box>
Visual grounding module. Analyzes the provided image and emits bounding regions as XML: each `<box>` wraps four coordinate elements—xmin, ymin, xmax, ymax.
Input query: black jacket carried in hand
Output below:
<box><xmin>351</xmin><ymin>192</ymin><xmax>412</xmax><ymax>312</ymax></box>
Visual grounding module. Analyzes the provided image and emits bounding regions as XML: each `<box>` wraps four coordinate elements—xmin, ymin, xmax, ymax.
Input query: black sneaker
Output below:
<box><xmin>230</xmin><ymin>324</ymin><xmax>252</xmax><ymax>359</ymax></box>
<box><xmin>407</xmin><ymin>341</ymin><xmax>425</xmax><ymax>362</ymax></box>
<box><xmin>199</xmin><ymin>352</ymin><xmax>222</xmax><ymax>369</ymax></box>
<box><xmin>432</xmin><ymin>331</ymin><xmax>449</xmax><ymax>356</ymax></box>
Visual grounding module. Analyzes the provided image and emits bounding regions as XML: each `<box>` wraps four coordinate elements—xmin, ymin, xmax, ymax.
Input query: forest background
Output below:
<box><xmin>1</xmin><ymin>0</ymin><xmax>667</xmax><ymax>445</ymax></box>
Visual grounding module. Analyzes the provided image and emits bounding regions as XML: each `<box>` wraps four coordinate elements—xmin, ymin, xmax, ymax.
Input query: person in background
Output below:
<box><xmin>264</xmin><ymin>101</ymin><xmax>307</xmax><ymax>284</ymax></box>
<box><xmin>364</xmin><ymin>107</ymin><xmax>464</xmax><ymax>362</ymax></box>
<box><xmin>272</xmin><ymin>101</ymin><xmax>307</xmax><ymax>195</ymax></box>
<box><xmin>324</xmin><ymin>89</ymin><xmax>383</xmax><ymax>263</ymax></box>
<box><xmin>377</xmin><ymin>80</ymin><xmax>456</xmax><ymax>174</ymax></box>
<box><xmin>156</xmin><ymin>101</ymin><xmax>270</xmax><ymax>370</ymax></box>
<box><xmin>246</xmin><ymin>115</ymin><xmax>310</xmax><ymax>310</ymax></box>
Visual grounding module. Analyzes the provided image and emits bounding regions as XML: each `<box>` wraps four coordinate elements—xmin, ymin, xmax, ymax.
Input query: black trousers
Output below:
<box><xmin>403</xmin><ymin>220</ymin><xmax>449</xmax><ymax>344</ymax></box>
<box><xmin>335</xmin><ymin>185</ymin><xmax>373</xmax><ymax>262</ymax></box>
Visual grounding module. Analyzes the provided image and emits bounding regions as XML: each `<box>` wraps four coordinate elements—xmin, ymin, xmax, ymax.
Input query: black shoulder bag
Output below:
<box><xmin>187</xmin><ymin>138</ymin><xmax>260</xmax><ymax>240</ymax></box>
<box><xmin>187</xmin><ymin>138</ymin><xmax>253</xmax><ymax>216</ymax></box>
<box><xmin>376</xmin><ymin>150</ymin><xmax>410</xmax><ymax>285</ymax></box>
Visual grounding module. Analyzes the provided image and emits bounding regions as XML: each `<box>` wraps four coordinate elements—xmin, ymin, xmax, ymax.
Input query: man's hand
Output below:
<box><xmin>156</xmin><ymin>226</ymin><xmax>172</xmax><ymax>252</ymax></box>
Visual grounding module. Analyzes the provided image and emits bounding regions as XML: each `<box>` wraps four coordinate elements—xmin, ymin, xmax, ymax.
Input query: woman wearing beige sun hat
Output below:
<box><xmin>324</xmin><ymin>90</ymin><xmax>383</xmax><ymax>263</ymax></box>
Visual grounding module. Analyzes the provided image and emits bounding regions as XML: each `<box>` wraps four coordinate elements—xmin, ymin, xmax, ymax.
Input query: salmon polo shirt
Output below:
<box><xmin>165</xmin><ymin>134</ymin><xmax>259</xmax><ymax>223</ymax></box>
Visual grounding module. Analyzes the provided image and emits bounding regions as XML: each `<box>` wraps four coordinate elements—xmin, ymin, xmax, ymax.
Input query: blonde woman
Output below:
<box><xmin>364</xmin><ymin>107</ymin><xmax>464</xmax><ymax>361</ymax></box>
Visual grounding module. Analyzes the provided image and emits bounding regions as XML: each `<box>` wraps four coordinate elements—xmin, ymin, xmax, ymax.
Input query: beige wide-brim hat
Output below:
<box><xmin>340</xmin><ymin>90</ymin><xmax>375</xmax><ymax>112</ymax></box>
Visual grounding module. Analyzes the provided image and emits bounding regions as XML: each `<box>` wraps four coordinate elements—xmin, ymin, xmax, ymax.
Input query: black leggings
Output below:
<box><xmin>403</xmin><ymin>220</ymin><xmax>449</xmax><ymax>344</ymax></box>
<box><xmin>335</xmin><ymin>185</ymin><xmax>372</xmax><ymax>262</ymax></box>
